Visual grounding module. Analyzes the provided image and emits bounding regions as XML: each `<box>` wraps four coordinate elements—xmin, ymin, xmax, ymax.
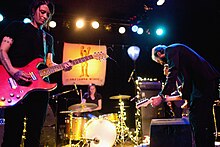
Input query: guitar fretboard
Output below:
<box><xmin>136</xmin><ymin>97</ymin><xmax>149</xmax><ymax>106</ymax></box>
<box><xmin>39</xmin><ymin>55</ymin><xmax>93</xmax><ymax>77</ymax></box>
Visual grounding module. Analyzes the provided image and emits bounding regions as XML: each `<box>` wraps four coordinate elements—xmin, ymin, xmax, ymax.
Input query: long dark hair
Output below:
<box><xmin>88</xmin><ymin>83</ymin><xmax>96</xmax><ymax>95</ymax></box>
<box><xmin>29</xmin><ymin>0</ymin><xmax>55</xmax><ymax>28</ymax></box>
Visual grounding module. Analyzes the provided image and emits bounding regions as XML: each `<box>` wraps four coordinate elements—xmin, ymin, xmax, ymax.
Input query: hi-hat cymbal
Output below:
<box><xmin>68</xmin><ymin>103</ymin><xmax>97</xmax><ymax>112</ymax></box>
<box><xmin>109</xmin><ymin>95</ymin><xmax>131</xmax><ymax>99</ymax></box>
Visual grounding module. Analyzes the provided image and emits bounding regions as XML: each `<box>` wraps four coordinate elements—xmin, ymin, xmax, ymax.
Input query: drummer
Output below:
<box><xmin>76</xmin><ymin>83</ymin><xmax>103</xmax><ymax>119</ymax></box>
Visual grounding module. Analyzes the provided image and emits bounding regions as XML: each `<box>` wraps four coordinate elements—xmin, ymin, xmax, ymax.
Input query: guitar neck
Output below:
<box><xmin>136</xmin><ymin>97</ymin><xmax>150</xmax><ymax>107</ymax></box>
<box><xmin>136</xmin><ymin>95</ymin><xmax>182</xmax><ymax>107</ymax></box>
<box><xmin>39</xmin><ymin>55</ymin><xmax>93</xmax><ymax>77</ymax></box>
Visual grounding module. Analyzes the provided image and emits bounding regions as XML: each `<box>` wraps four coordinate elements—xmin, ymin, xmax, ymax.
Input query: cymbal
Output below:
<box><xmin>109</xmin><ymin>95</ymin><xmax>131</xmax><ymax>99</ymax></box>
<box><xmin>60</xmin><ymin>110</ymin><xmax>76</xmax><ymax>114</ymax></box>
<box><xmin>68</xmin><ymin>103</ymin><xmax>97</xmax><ymax>112</ymax></box>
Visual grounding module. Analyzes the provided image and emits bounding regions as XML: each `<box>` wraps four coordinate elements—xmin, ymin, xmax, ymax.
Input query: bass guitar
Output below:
<box><xmin>0</xmin><ymin>52</ymin><xmax>107</xmax><ymax>108</ymax></box>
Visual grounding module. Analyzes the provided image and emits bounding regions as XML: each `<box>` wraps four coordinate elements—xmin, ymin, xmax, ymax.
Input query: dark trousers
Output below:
<box><xmin>189</xmin><ymin>80</ymin><xmax>217</xmax><ymax>147</ymax></box>
<box><xmin>2</xmin><ymin>91</ymin><xmax>49</xmax><ymax>147</ymax></box>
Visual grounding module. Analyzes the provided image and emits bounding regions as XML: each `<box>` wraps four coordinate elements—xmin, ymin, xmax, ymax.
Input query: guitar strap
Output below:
<box><xmin>42</xmin><ymin>30</ymin><xmax>47</xmax><ymax>63</ymax></box>
<box><xmin>42</xmin><ymin>30</ymin><xmax>50</xmax><ymax>84</ymax></box>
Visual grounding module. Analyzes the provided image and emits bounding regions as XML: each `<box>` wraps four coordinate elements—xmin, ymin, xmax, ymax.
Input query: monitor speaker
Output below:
<box><xmin>150</xmin><ymin>118</ymin><xmax>194</xmax><ymax>147</ymax></box>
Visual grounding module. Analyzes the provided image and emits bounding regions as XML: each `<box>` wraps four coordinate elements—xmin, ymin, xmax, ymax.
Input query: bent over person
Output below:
<box><xmin>0</xmin><ymin>0</ymin><xmax>72</xmax><ymax>146</ymax></box>
<box><xmin>137</xmin><ymin>43</ymin><xmax>220</xmax><ymax>147</ymax></box>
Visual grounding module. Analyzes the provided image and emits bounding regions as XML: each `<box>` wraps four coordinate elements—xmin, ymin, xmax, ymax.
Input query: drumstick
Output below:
<box><xmin>80</xmin><ymin>89</ymin><xmax>83</xmax><ymax>102</ymax></box>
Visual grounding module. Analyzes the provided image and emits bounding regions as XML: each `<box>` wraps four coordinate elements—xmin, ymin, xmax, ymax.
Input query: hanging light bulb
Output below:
<box><xmin>127</xmin><ymin>46</ymin><xmax>140</xmax><ymax>61</ymax></box>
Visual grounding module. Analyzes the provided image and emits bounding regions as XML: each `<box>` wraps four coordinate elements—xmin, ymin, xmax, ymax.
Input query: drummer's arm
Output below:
<box><xmin>93</xmin><ymin>99</ymin><xmax>102</xmax><ymax>111</ymax></box>
<box><xmin>81</xmin><ymin>98</ymin><xmax>86</xmax><ymax>103</ymax></box>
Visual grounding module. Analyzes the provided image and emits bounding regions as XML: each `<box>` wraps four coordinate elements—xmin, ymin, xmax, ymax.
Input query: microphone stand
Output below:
<box><xmin>51</xmin><ymin>88</ymin><xmax>78</xmax><ymax>147</ymax></box>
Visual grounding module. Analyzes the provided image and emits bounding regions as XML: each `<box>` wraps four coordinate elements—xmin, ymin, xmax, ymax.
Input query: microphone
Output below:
<box><xmin>74</xmin><ymin>84</ymin><xmax>79</xmax><ymax>95</ymax></box>
<box><xmin>130</xmin><ymin>94</ymin><xmax>140</xmax><ymax>101</ymax></box>
<box><xmin>128</xmin><ymin>69</ymin><xmax>135</xmax><ymax>82</ymax></box>
<box><xmin>107</xmin><ymin>56</ymin><xmax>117</xmax><ymax>63</ymax></box>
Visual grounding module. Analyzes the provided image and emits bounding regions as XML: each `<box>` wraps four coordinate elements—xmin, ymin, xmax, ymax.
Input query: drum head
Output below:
<box><xmin>84</xmin><ymin>118</ymin><xmax>116</xmax><ymax>147</ymax></box>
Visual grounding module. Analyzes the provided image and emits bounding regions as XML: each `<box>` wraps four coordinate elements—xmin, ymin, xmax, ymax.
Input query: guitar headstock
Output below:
<box><xmin>92</xmin><ymin>52</ymin><xmax>108</xmax><ymax>61</ymax></box>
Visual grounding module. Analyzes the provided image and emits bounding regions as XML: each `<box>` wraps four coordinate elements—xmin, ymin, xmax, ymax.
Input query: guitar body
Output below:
<box><xmin>0</xmin><ymin>58</ymin><xmax>57</xmax><ymax>108</ymax></box>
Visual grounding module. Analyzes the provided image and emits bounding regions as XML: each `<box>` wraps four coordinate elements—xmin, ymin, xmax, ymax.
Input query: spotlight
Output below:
<box><xmin>49</xmin><ymin>20</ymin><xmax>56</xmax><ymax>28</ymax></box>
<box><xmin>91</xmin><ymin>21</ymin><xmax>99</xmax><ymax>29</ymax></box>
<box><xmin>23</xmin><ymin>18</ymin><xmax>31</xmax><ymax>23</ymax></box>
<box><xmin>0</xmin><ymin>13</ymin><xmax>4</xmax><ymax>22</ymax></box>
<box><xmin>118</xmin><ymin>26</ymin><xmax>126</xmax><ymax>34</ymax></box>
<box><xmin>131</xmin><ymin>25</ymin><xmax>138</xmax><ymax>32</ymax></box>
<box><xmin>137</xmin><ymin>27</ymin><xmax>144</xmax><ymax>35</ymax></box>
<box><xmin>157</xmin><ymin>0</ymin><xmax>165</xmax><ymax>6</ymax></box>
<box><xmin>76</xmin><ymin>19</ymin><xmax>85</xmax><ymax>28</ymax></box>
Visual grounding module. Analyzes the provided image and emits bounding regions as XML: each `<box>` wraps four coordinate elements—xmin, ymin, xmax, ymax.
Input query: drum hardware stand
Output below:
<box><xmin>81</xmin><ymin>138</ymin><xmax>99</xmax><ymax>147</ymax></box>
<box><xmin>213</xmin><ymin>103</ymin><xmax>218</xmax><ymax>140</ymax></box>
<box><xmin>51</xmin><ymin>87</ymin><xmax>78</xmax><ymax>146</ymax></box>
<box><xmin>63</xmin><ymin>111</ymin><xmax>84</xmax><ymax>147</ymax></box>
<box><xmin>128</xmin><ymin>81</ymin><xmax>144</xmax><ymax>146</ymax></box>
<box><xmin>115</xmin><ymin>98</ymin><xmax>130</xmax><ymax>145</ymax></box>
<box><xmin>127</xmin><ymin>108</ymin><xmax>142</xmax><ymax>145</ymax></box>
<box><xmin>20</xmin><ymin>116</ymin><xmax>27</xmax><ymax>147</ymax></box>
<box><xmin>67</xmin><ymin>112</ymin><xmax>74</xmax><ymax>147</ymax></box>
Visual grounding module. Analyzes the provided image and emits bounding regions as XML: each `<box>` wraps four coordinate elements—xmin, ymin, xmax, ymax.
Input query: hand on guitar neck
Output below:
<box><xmin>136</xmin><ymin>94</ymin><xmax>182</xmax><ymax>109</ymax></box>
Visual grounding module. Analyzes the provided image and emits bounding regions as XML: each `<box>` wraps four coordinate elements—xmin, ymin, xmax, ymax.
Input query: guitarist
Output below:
<box><xmin>0</xmin><ymin>0</ymin><xmax>72</xmax><ymax>147</ymax></box>
<box><xmin>138</xmin><ymin>43</ymin><xmax>220</xmax><ymax>147</ymax></box>
<box><xmin>162</xmin><ymin>64</ymin><xmax>186</xmax><ymax>118</ymax></box>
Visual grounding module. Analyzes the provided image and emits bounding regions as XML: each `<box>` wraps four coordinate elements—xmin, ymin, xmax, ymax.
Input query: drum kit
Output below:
<box><xmin>60</xmin><ymin>94</ymin><xmax>131</xmax><ymax>147</ymax></box>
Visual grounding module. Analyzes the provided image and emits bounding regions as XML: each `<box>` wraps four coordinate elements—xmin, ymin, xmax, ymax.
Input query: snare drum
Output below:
<box><xmin>83</xmin><ymin>118</ymin><xmax>117</xmax><ymax>147</ymax></box>
<box><xmin>100</xmin><ymin>113</ymin><xmax>119</xmax><ymax>123</ymax></box>
<box><xmin>65</xmin><ymin>117</ymin><xmax>88</xmax><ymax>140</ymax></box>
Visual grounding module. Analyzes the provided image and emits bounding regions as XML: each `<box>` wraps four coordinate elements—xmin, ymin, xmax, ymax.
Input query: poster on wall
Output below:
<box><xmin>62</xmin><ymin>42</ymin><xmax>107</xmax><ymax>86</ymax></box>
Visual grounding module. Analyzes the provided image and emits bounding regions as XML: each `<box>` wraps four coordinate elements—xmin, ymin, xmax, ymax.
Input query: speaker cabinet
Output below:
<box><xmin>138</xmin><ymin>81</ymin><xmax>164</xmax><ymax>137</ymax></box>
<box><xmin>150</xmin><ymin>118</ymin><xmax>193</xmax><ymax>147</ymax></box>
<box><xmin>140</xmin><ymin>90</ymin><xmax>165</xmax><ymax>137</ymax></box>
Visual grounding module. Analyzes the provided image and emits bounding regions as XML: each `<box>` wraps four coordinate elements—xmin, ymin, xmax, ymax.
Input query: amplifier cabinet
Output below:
<box><xmin>150</xmin><ymin>118</ymin><xmax>194</xmax><ymax>147</ymax></box>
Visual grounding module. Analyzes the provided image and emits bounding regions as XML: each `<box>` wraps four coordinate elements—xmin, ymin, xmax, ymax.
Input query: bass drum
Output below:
<box><xmin>83</xmin><ymin>118</ymin><xmax>117</xmax><ymax>147</ymax></box>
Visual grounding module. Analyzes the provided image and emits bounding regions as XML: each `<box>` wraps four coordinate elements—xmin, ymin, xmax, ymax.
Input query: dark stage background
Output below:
<box><xmin>0</xmin><ymin>0</ymin><xmax>220</xmax><ymax>140</ymax></box>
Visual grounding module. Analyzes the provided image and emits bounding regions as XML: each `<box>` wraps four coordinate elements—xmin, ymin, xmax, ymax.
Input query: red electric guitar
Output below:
<box><xmin>0</xmin><ymin>52</ymin><xmax>107</xmax><ymax>108</ymax></box>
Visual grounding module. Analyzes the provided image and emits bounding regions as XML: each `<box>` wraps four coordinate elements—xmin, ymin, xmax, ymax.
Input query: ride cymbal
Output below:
<box><xmin>109</xmin><ymin>95</ymin><xmax>131</xmax><ymax>99</ymax></box>
<box><xmin>68</xmin><ymin>103</ymin><xmax>97</xmax><ymax>112</ymax></box>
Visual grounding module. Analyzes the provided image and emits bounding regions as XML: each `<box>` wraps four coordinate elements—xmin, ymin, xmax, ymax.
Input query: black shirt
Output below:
<box><xmin>0</xmin><ymin>21</ymin><xmax>54</xmax><ymax>67</ymax></box>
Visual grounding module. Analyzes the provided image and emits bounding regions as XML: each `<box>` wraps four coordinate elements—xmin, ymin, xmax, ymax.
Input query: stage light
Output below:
<box><xmin>137</xmin><ymin>27</ymin><xmax>144</xmax><ymax>35</ymax></box>
<box><xmin>23</xmin><ymin>18</ymin><xmax>31</xmax><ymax>23</ymax></box>
<box><xmin>156</xmin><ymin>27</ymin><xmax>165</xmax><ymax>36</ymax></box>
<box><xmin>76</xmin><ymin>19</ymin><xmax>85</xmax><ymax>28</ymax></box>
<box><xmin>118</xmin><ymin>26</ymin><xmax>126</xmax><ymax>34</ymax></box>
<box><xmin>91</xmin><ymin>21</ymin><xmax>99</xmax><ymax>29</ymax></box>
<box><xmin>0</xmin><ymin>13</ymin><xmax>3</xmax><ymax>22</ymax></box>
<box><xmin>131</xmin><ymin>25</ymin><xmax>138</xmax><ymax>32</ymax></box>
<box><xmin>49</xmin><ymin>20</ymin><xmax>56</xmax><ymax>28</ymax></box>
<box><xmin>104</xmin><ymin>24</ymin><xmax>112</xmax><ymax>31</ymax></box>
<box><xmin>157</xmin><ymin>0</ymin><xmax>165</xmax><ymax>6</ymax></box>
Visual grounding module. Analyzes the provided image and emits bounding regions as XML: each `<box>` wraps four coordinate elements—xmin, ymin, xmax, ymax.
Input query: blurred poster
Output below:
<box><xmin>62</xmin><ymin>43</ymin><xmax>107</xmax><ymax>86</ymax></box>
